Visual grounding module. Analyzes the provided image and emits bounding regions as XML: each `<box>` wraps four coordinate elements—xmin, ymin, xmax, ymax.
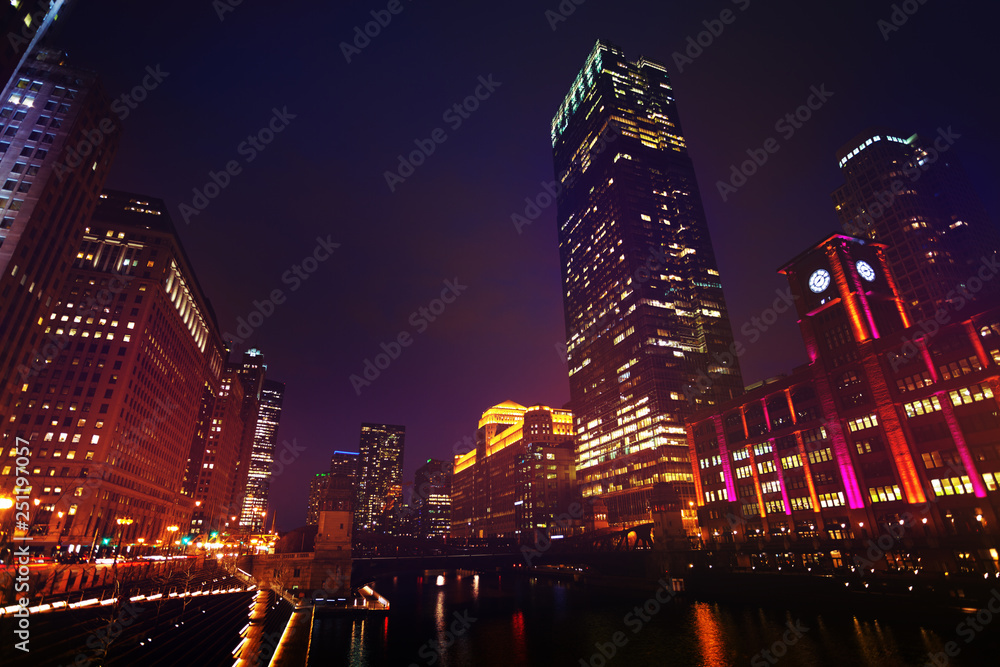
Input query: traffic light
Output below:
<box><xmin>101</xmin><ymin>538</ymin><xmax>110</xmax><ymax>545</ymax></box>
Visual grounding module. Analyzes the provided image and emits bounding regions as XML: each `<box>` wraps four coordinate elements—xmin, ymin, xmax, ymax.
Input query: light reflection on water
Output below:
<box><xmin>314</xmin><ymin>571</ymin><xmax>997</xmax><ymax>667</ymax></box>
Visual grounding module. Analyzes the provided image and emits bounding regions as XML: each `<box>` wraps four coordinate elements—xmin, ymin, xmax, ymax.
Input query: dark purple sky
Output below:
<box><xmin>52</xmin><ymin>0</ymin><xmax>998</xmax><ymax>531</ymax></box>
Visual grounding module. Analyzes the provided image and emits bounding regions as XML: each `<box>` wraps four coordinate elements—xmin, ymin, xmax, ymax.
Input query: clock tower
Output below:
<box><xmin>779</xmin><ymin>234</ymin><xmax>911</xmax><ymax>368</ymax></box>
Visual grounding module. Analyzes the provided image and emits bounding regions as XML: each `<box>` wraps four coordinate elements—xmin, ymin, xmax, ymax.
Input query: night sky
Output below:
<box><xmin>50</xmin><ymin>0</ymin><xmax>998</xmax><ymax>531</ymax></box>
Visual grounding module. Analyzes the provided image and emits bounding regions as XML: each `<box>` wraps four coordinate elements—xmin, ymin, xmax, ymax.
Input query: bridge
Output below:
<box><xmin>350</xmin><ymin>523</ymin><xmax>693</xmax><ymax>584</ymax></box>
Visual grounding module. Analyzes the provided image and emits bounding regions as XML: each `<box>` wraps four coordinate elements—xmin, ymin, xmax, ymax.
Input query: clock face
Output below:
<box><xmin>856</xmin><ymin>260</ymin><xmax>876</xmax><ymax>282</ymax></box>
<box><xmin>808</xmin><ymin>269</ymin><xmax>831</xmax><ymax>294</ymax></box>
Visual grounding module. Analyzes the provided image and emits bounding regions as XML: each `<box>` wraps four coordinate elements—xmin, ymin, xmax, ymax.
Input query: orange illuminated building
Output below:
<box><xmin>451</xmin><ymin>401</ymin><xmax>580</xmax><ymax>542</ymax></box>
<box><xmin>688</xmin><ymin>235</ymin><xmax>1000</xmax><ymax>573</ymax></box>
<box><xmin>0</xmin><ymin>190</ymin><xmax>228</xmax><ymax>552</ymax></box>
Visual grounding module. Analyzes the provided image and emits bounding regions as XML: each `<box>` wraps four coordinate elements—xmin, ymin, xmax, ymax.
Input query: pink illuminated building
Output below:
<box><xmin>687</xmin><ymin>234</ymin><xmax>1000</xmax><ymax>574</ymax></box>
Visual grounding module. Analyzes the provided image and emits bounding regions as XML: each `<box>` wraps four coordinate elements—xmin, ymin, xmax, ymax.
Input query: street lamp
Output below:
<box><xmin>115</xmin><ymin>517</ymin><xmax>134</xmax><ymax>559</ymax></box>
<box><xmin>166</xmin><ymin>525</ymin><xmax>178</xmax><ymax>556</ymax></box>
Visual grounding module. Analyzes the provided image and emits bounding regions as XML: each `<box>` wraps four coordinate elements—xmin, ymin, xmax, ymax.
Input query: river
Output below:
<box><xmin>308</xmin><ymin>570</ymin><xmax>1000</xmax><ymax>666</ymax></box>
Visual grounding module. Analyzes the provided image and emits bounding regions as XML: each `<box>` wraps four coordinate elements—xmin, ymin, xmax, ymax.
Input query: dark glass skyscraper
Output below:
<box><xmin>832</xmin><ymin>128</ymin><xmax>1000</xmax><ymax>321</ymax></box>
<box><xmin>414</xmin><ymin>458</ymin><xmax>452</xmax><ymax>539</ymax></box>
<box><xmin>355</xmin><ymin>423</ymin><xmax>404</xmax><ymax>536</ymax></box>
<box><xmin>552</xmin><ymin>40</ymin><xmax>742</xmax><ymax>524</ymax></box>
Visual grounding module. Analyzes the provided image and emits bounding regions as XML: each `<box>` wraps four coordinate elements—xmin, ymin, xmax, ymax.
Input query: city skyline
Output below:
<box><xmin>2</xmin><ymin>3</ymin><xmax>1000</xmax><ymax>666</ymax></box>
<box><xmin>11</xmin><ymin>1</ymin><xmax>996</xmax><ymax>532</ymax></box>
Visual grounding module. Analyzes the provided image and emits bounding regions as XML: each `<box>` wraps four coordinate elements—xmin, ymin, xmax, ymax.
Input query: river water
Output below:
<box><xmin>309</xmin><ymin>571</ymin><xmax>1000</xmax><ymax>666</ymax></box>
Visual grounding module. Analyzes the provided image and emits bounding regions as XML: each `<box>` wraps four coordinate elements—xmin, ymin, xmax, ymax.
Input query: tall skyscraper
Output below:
<box><xmin>229</xmin><ymin>348</ymin><xmax>266</xmax><ymax>527</ymax></box>
<box><xmin>552</xmin><ymin>40</ymin><xmax>742</xmax><ymax>524</ymax></box>
<box><xmin>0</xmin><ymin>189</ymin><xmax>223</xmax><ymax>551</ymax></box>
<box><xmin>0</xmin><ymin>48</ymin><xmax>119</xmax><ymax>431</ymax></box>
<box><xmin>354</xmin><ymin>423</ymin><xmax>404</xmax><ymax>536</ymax></box>
<box><xmin>414</xmin><ymin>458</ymin><xmax>452</xmax><ymax>540</ymax></box>
<box><xmin>240</xmin><ymin>377</ymin><xmax>284</xmax><ymax>532</ymax></box>
<box><xmin>832</xmin><ymin>128</ymin><xmax>1000</xmax><ymax>321</ymax></box>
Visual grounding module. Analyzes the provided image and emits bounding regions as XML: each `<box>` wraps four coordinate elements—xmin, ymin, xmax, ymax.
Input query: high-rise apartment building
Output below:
<box><xmin>0</xmin><ymin>189</ymin><xmax>222</xmax><ymax>551</ymax></box>
<box><xmin>552</xmin><ymin>40</ymin><xmax>742</xmax><ymax>524</ymax></box>
<box><xmin>832</xmin><ymin>128</ymin><xmax>1000</xmax><ymax>321</ymax></box>
<box><xmin>240</xmin><ymin>378</ymin><xmax>284</xmax><ymax>532</ymax></box>
<box><xmin>414</xmin><ymin>458</ymin><xmax>452</xmax><ymax>539</ymax></box>
<box><xmin>452</xmin><ymin>401</ymin><xmax>579</xmax><ymax>541</ymax></box>
<box><xmin>0</xmin><ymin>48</ymin><xmax>119</xmax><ymax>431</ymax></box>
<box><xmin>354</xmin><ymin>423</ymin><xmax>404</xmax><ymax>536</ymax></box>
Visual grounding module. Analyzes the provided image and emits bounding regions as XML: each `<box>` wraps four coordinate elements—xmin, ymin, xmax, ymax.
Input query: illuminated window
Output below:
<box><xmin>764</xmin><ymin>499</ymin><xmax>785</xmax><ymax>513</ymax></box>
<box><xmin>757</xmin><ymin>460</ymin><xmax>776</xmax><ymax>474</ymax></box>
<box><xmin>848</xmin><ymin>414</ymin><xmax>880</xmax><ymax>431</ymax></box>
<box><xmin>807</xmin><ymin>448</ymin><xmax>833</xmax><ymax>464</ymax></box>
<box><xmin>868</xmin><ymin>485</ymin><xmax>902</xmax><ymax>503</ymax></box>
<box><xmin>781</xmin><ymin>454</ymin><xmax>802</xmax><ymax>469</ymax></box>
<box><xmin>903</xmin><ymin>397</ymin><xmax>941</xmax><ymax>418</ymax></box>
<box><xmin>761</xmin><ymin>480</ymin><xmax>782</xmax><ymax>494</ymax></box>
<box><xmin>790</xmin><ymin>496</ymin><xmax>812</xmax><ymax>511</ymax></box>
<box><xmin>817</xmin><ymin>492</ymin><xmax>845</xmax><ymax>508</ymax></box>
<box><xmin>930</xmin><ymin>477</ymin><xmax>974</xmax><ymax>496</ymax></box>
<box><xmin>984</xmin><ymin>473</ymin><xmax>998</xmax><ymax>492</ymax></box>
<box><xmin>948</xmin><ymin>383</ymin><xmax>994</xmax><ymax>407</ymax></box>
